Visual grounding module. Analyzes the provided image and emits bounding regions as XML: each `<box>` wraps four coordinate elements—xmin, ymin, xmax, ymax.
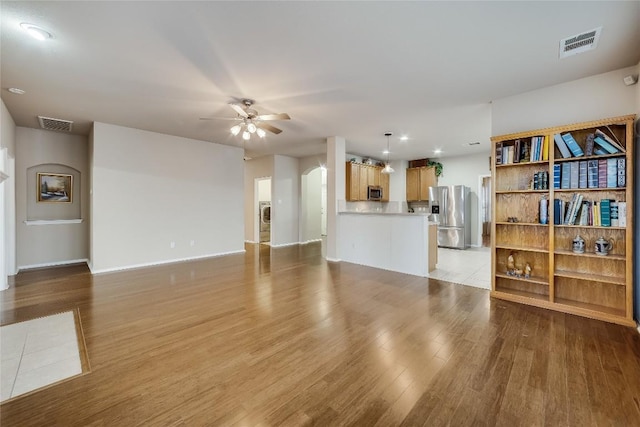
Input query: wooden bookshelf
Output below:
<box><xmin>491</xmin><ymin>115</ymin><xmax>635</xmax><ymax>327</ymax></box>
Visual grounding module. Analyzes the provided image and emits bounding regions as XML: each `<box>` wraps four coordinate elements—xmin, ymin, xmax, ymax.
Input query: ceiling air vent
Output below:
<box><xmin>559</xmin><ymin>27</ymin><xmax>602</xmax><ymax>59</ymax></box>
<box><xmin>38</xmin><ymin>116</ymin><xmax>73</xmax><ymax>132</ymax></box>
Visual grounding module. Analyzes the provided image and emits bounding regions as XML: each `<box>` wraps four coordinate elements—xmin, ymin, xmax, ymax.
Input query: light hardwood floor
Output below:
<box><xmin>1</xmin><ymin>242</ymin><xmax>639</xmax><ymax>426</ymax></box>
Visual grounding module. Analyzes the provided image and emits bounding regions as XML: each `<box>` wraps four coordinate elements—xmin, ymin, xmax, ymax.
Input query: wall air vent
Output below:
<box><xmin>38</xmin><ymin>116</ymin><xmax>73</xmax><ymax>132</ymax></box>
<box><xmin>559</xmin><ymin>27</ymin><xmax>602</xmax><ymax>59</ymax></box>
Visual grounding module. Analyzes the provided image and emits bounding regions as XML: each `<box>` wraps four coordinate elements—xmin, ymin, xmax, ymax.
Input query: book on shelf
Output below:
<box><xmin>598</xmin><ymin>159</ymin><xmax>607</xmax><ymax>188</ymax></box>
<box><xmin>594</xmin><ymin>147</ymin><xmax>608</xmax><ymax>155</ymax></box>
<box><xmin>600</xmin><ymin>199</ymin><xmax>611</xmax><ymax>227</ymax></box>
<box><xmin>569</xmin><ymin>194</ymin><xmax>584</xmax><ymax>225</ymax></box>
<box><xmin>587</xmin><ymin>159</ymin><xmax>599</xmax><ymax>188</ymax></box>
<box><xmin>611</xmin><ymin>201</ymin><xmax>619</xmax><ymax>227</ymax></box>
<box><xmin>514</xmin><ymin>139</ymin><xmax>521</xmax><ymax>163</ymax></box>
<box><xmin>578</xmin><ymin>160</ymin><xmax>588</xmax><ymax>189</ymax></box>
<box><xmin>584</xmin><ymin>133</ymin><xmax>595</xmax><ymax>156</ymax></box>
<box><xmin>617</xmin><ymin>158</ymin><xmax>626</xmax><ymax>187</ymax></box>
<box><xmin>595</xmin><ymin>128</ymin><xmax>625</xmax><ymax>152</ymax></box>
<box><xmin>554</xmin><ymin>134</ymin><xmax>572</xmax><ymax>159</ymax></box>
<box><xmin>578</xmin><ymin>201</ymin><xmax>589</xmax><ymax>226</ymax></box>
<box><xmin>495</xmin><ymin>142</ymin><xmax>503</xmax><ymax>165</ymax></box>
<box><xmin>594</xmin><ymin>136</ymin><xmax>620</xmax><ymax>154</ymax></box>
<box><xmin>618</xmin><ymin>202</ymin><xmax>627</xmax><ymax>227</ymax></box>
<box><xmin>542</xmin><ymin>136</ymin><xmax>549</xmax><ymax>161</ymax></box>
<box><xmin>553</xmin><ymin>199</ymin><xmax>562</xmax><ymax>225</ymax></box>
<box><xmin>570</xmin><ymin>161</ymin><xmax>579</xmax><ymax>189</ymax></box>
<box><xmin>606</xmin><ymin>158</ymin><xmax>617</xmax><ymax>188</ymax></box>
<box><xmin>561</xmin><ymin>163</ymin><xmax>571</xmax><ymax>189</ymax></box>
<box><xmin>562</xmin><ymin>132</ymin><xmax>584</xmax><ymax>157</ymax></box>
<box><xmin>553</xmin><ymin>164</ymin><xmax>561</xmax><ymax>189</ymax></box>
<box><xmin>593</xmin><ymin>201</ymin><xmax>600</xmax><ymax>226</ymax></box>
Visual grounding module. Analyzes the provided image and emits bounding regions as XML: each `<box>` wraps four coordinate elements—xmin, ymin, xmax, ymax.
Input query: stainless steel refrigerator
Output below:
<box><xmin>428</xmin><ymin>185</ymin><xmax>471</xmax><ymax>249</ymax></box>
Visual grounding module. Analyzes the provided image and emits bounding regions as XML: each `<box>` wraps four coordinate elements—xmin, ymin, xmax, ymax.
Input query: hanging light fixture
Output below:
<box><xmin>382</xmin><ymin>132</ymin><xmax>394</xmax><ymax>174</ymax></box>
<box><xmin>230</xmin><ymin>119</ymin><xmax>266</xmax><ymax>140</ymax></box>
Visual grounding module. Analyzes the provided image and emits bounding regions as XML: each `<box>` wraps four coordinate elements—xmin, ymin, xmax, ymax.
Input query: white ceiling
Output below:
<box><xmin>2</xmin><ymin>1</ymin><xmax>639</xmax><ymax>161</ymax></box>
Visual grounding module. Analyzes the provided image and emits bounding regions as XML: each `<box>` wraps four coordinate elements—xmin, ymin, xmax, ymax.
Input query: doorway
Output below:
<box><xmin>479</xmin><ymin>174</ymin><xmax>492</xmax><ymax>247</ymax></box>
<box><xmin>256</xmin><ymin>177</ymin><xmax>271</xmax><ymax>244</ymax></box>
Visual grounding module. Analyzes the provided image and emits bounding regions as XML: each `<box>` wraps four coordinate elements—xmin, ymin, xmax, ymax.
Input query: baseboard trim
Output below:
<box><xmin>325</xmin><ymin>257</ymin><xmax>341</xmax><ymax>262</ymax></box>
<box><xmin>300</xmin><ymin>239</ymin><xmax>322</xmax><ymax>245</ymax></box>
<box><xmin>89</xmin><ymin>250</ymin><xmax>246</xmax><ymax>275</ymax></box>
<box><xmin>269</xmin><ymin>242</ymin><xmax>301</xmax><ymax>248</ymax></box>
<box><xmin>18</xmin><ymin>259</ymin><xmax>89</xmax><ymax>272</ymax></box>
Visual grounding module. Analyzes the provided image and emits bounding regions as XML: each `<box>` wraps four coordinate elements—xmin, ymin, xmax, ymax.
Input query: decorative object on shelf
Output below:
<box><xmin>381</xmin><ymin>133</ymin><xmax>394</xmax><ymax>174</ymax></box>
<box><xmin>37</xmin><ymin>172</ymin><xmax>73</xmax><ymax>203</ymax></box>
<box><xmin>594</xmin><ymin>237</ymin><xmax>614</xmax><ymax>256</ymax></box>
<box><xmin>572</xmin><ymin>235</ymin><xmax>585</xmax><ymax>254</ymax></box>
<box><xmin>539</xmin><ymin>196</ymin><xmax>548</xmax><ymax>224</ymax></box>
<box><xmin>524</xmin><ymin>263</ymin><xmax>532</xmax><ymax>279</ymax></box>
<box><xmin>506</xmin><ymin>253</ymin><xmax>515</xmax><ymax>275</ymax></box>
<box><xmin>507</xmin><ymin>217</ymin><xmax>519</xmax><ymax>223</ymax></box>
<box><xmin>426</xmin><ymin>160</ymin><xmax>443</xmax><ymax>177</ymax></box>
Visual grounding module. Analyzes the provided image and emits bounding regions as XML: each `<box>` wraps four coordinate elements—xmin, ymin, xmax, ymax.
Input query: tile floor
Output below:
<box><xmin>429</xmin><ymin>246</ymin><xmax>491</xmax><ymax>289</ymax></box>
<box><xmin>0</xmin><ymin>311</ymin><xmax>83</xmax><ymax>402</ymax></box>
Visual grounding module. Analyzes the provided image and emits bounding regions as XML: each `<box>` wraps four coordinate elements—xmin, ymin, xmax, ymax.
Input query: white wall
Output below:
<box><xmin>91</xmin><ymin>122</ymin><xmax>244</xmax><ymax>273</ymax></box>
<box><xmin>301</xmin><ymin>167</ymin><xmax>322</xmax><ymax>242</ymax></box>
<box><xmin>492</xmin><ymin>66</ymin><xmax>638</xmax><ymax>135</ymax></box>
<box><xmin>244</xmin><ymin>156</ymin><xmax>274</xmax><ymax>242</ymax></box>
<box><xmin>15</xmin><ymin>128</ymin><xmax>89</xmax><ymax>269</ymax></box>
<box><xmin>272</xmin><ymin>155</ymin><xmax>300</xmax><ymax>246</ymax></box>
<box><xmin>438</xmin><ymin>153</ymin><xmax>491</xmax><ymax>247</ymax></box>
<box><xmin>1</xmin><ymin>99</ymin><xmax>17</xmax><ymax>287</ymax></box>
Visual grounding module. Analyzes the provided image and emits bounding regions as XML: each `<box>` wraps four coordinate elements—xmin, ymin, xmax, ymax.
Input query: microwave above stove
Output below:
<box><xmin>367</xmin><ymin>185</ymin><xmax>383</xmax><ymax>201</ymax></box>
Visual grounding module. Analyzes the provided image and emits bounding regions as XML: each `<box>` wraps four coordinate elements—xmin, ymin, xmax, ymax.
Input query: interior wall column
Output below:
<box><xmin>326</xmin><ymin>136</ymin><xmax>345</xmax><ymax>261</ymax></box>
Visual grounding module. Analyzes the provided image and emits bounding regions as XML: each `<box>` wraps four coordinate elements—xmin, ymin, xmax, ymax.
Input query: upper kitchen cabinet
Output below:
<box><xmin>406</xmin><ymin>166</ymin><xmax>437</xmax><ymax>201</ymax></box>
<box><xmin>345</xmin><ymin>162</ymin><xmax>388</xmax><ymax>201</ymax></box>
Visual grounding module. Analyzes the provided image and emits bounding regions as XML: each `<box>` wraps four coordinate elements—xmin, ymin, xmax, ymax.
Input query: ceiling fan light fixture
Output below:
<box><xmin>256</xmin><ymin>128</ymin><xmax>266</xmax><ymax>138</ymax></box>
<box><xmin>242</xmin><ymin>131</ymin><xmax>251</xmax><ymax>141</ymax></box>
<box><xmin>230</xmin><ymin>124</ymin><xmax>241</xmax><ymax>136</ymax></box>
<box><xmin>247</xmin><ymin>122</ymin><xmax>257</xmax><ymax>133</ymax></box>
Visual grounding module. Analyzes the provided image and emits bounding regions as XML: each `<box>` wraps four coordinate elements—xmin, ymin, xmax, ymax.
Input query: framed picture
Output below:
<box><xmin>38</xmin><ymin>173</ymin><xmax>73</xmax><ymax>203</ymax></box>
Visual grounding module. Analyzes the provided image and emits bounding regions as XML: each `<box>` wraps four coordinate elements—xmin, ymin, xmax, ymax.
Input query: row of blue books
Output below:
<box><xmin>554</xmin><ymin>129</ymin><xmax>626</xmax><ymax>159</ymax></box>
<box><xmin>552</xmin><ymin>158</ymin><xmax>625</xmax><ymax>189</ymax></box>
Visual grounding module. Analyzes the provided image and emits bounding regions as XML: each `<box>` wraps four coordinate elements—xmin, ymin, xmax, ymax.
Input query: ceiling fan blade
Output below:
<box><xmin>229</xmin><ymin>103</ymin><xmax>249</xmax><ymax>118</ymax></box>
<box><xmin>258</xmin><ymin>123</ymin><xmax>282</xmax><ymax>134</ymax></box>
<box><xmin>256</xmin><ymin>113</ymin><xmax>291</xmax><ymax>121</ymax></box>
<box><xmin>199</xmin><ymin>117</ymin><xmax>241</xmax><ymax>121</ymax></box>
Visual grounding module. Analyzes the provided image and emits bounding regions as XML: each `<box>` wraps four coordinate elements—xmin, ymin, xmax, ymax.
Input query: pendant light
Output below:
<box><xmin>382</xmin><ymin>132</ymin><xmax>394</xmax><ymax>174</ymax></box>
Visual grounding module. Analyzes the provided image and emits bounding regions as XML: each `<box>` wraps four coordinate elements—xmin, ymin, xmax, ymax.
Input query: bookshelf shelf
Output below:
<box><xmin>495</xmin><ymin>190</ymin><xmax>548</xmax><ymax>194</ymax></box>
<box><xmin>496</xmin><ymin>160</ymin><xmax>548</xmax><ymax>168</ymax></box>
<box><xmin>495</xmin><ymin>244</ymin><xmax>548</xmax><ymax>253</ymax></box>
<box><xmin>554</xmin><ymin>270</ymin><xmax>625</xmax><ymax>286</ymax></box>
<box><xmin>554</xmin><ymin>153</ymin><xmax>625</xmax><ymax>163</ymax></box>
<box><xmin>554</xmin><ymin>224</ymin><xmax>626</xmax><ymax>230</ymax></box>
<box><xmin>491</xmin><ymin>114</ymin><xmax>635</xmax><ymax>326</ymax></box>
<box><xmin>553</xmin><ymin>187</ymin><xmax>625</xmax><ymax>192</ymax></box>
<box><xmin>554</xmin><ymin>249</ymin><xmax>625</xmax><ymax>260</ymax></box>
<box><xmin>495</xmin><ymin>272</ymin><xmax>549</xmax><ymax>286</ymax></box>
<box><xmin>495</xmin><ymin>222</ymin><xmax>548</xmax><ymax>226</ymax></box>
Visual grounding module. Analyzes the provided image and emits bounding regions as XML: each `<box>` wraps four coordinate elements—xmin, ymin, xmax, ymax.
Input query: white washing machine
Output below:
<box><xmin>259</xmin><ymin>202</ymin><xmax>271</xmax><ymax>242</ymax></box>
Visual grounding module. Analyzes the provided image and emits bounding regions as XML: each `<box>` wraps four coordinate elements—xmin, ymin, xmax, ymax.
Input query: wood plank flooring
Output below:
<box><xmin>1</xmin><ymin>242</ymin><xmax>639</xmax><ymax>426</ymax></box>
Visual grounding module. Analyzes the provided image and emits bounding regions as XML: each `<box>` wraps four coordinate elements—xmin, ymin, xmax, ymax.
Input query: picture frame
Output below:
<box><xmin>37</xmin><ymin>173</ymin><xmax>73</xmax><ymax>203</ymax></box>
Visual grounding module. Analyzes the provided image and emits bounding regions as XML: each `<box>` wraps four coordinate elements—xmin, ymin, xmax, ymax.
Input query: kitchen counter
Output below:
<box><xmin>337</xmin><ymin>211</ymin><xmax>437</xmax><ymax>277</ymax></box>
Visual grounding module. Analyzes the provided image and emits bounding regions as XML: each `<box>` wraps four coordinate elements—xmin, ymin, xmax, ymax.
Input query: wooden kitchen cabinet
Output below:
<box><xmin>406</xmin><ymin>166</ymin><xmax>437</xmax><ymax>201</ymax></box>
<box><xmin>345</xmin><ymin>162</ymin><xmax>388</xmax><ymax>201</ymax></box>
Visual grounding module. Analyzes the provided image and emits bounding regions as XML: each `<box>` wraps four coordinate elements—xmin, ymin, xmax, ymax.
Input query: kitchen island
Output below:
<box><xmin>337</xmin><ymin>211</ymin><xmax>437</xmax><ymax>277</ymax></box>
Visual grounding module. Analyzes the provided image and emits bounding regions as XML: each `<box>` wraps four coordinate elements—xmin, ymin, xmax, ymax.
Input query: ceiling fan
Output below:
<box><xmin>201</xmin><ymin>98</ymin><xmax>291</xmax><ymax>138</ymax></box>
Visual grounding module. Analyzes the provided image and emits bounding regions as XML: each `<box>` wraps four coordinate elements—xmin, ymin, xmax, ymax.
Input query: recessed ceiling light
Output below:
<box><xmin>433</xmin><ymin>149</ymin><xmax>442</xmax><ymax>155</ymax></box>
<box><xmin>382</xmin><ymin>149</ymin><xmax>390</xmax><ymax>155</ymax></box>
<box><xmin>400</xmin><ymin>135</ymin><xmax>409</xmax><ymax>141</ymax></box>
<box><xmin>20</xmin><ymin>23</ymin><xmax>52</xmax><ymax>41</ymax></box>
<box><xmin>8</xmin><ymin>87</ymin><xmax>26</xmax><ymax>95</ymax></box>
